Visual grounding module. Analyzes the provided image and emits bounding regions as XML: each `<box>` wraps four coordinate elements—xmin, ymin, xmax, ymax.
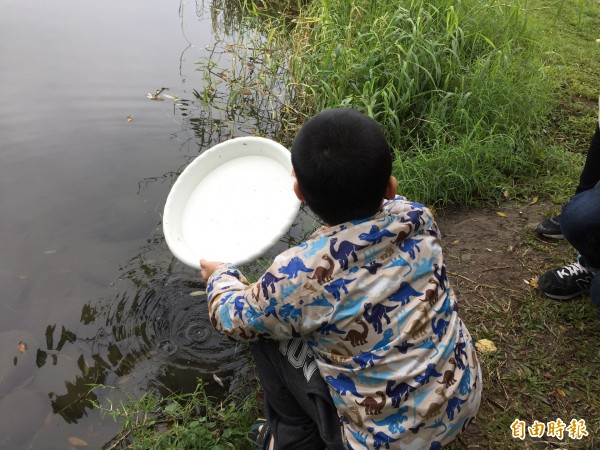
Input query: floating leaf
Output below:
<box><xmin>213</xmin><ymin>373</ymin><xmax>224</xmax><ymax>387</ymax></box>
<box><xmin>126</xmin><ymin>115</ymin><xmax>134</xmax><ymax>122</ymax></box>
<box><xmin>67</xmin><ymin>436</ymin><xmax>89</xmax><ymax>447</ymax></box>
<box><xmin>43</xmin><ymin>250</ymin><xmax>56</xmax><ymax>254</ymax></box>
<box><xmin>17</xmin><ymin>341</ymin><xmax>28</xmax><ymax>353</ymax></box>
<box><xmin>496</xmin><ymin>211</ymin><xmax>507</xmax><ymax>217</ymax></box>
<box><xmin>475</xmin><ymin>339</ymin><xmax>497</xmax><ymax>353</ymax></box>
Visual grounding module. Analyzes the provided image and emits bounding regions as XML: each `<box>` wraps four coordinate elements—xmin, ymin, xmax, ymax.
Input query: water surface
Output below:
<box><xmin>0</xmin><ymin>0</ymin><xmax>306</xmax><ymax>447</ymax></box>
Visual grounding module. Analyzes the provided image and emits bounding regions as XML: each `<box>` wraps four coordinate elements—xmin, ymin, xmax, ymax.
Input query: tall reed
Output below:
<box><xmin>245</xmin><ymin>0</ymin><xmax>579</xmax><ymax>205</ymax></box>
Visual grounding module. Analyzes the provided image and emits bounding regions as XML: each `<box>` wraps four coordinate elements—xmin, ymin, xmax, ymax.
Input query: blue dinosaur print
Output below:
<box><xmin>373</xmin><ymin>329</ymin><xmax>394</xmax><ymax>351</ymax></box>
<box><xmin>431</xmin><ymin>317</ymin><xmax>449</xmax><ymax>340</ymax></box>
<box><xmin>368</xmin><ymin>427</ymin><xmax>399</xmax><ymax>450</ymax></box>
<box><xmin>414</xmin><ymin>338</ymin><xmax>439</xmax><ymax>358</ymax></box>
<box><xmin>305</xmin><ymin>293</ymin><xmax>333</xmax><ymax>309</ymax></box>
<box><xmin>398</xmin><ymin>238</ymin><xmax>423</xmax><ymax>260</ymax></box>
<box><xmin>433</xmin><ymin>263</ymin><xmax>448</xmax><ymax>291</ymax></box>
<box><xmin>330</xmin><ymin>295</ymin><xmax>367</xmax><ymax>322</ymax></box>
<box><xmin>318</xmin><ymin>321</ymin><xmax>346</xmax><ymax>335</ymax></box>
<box><xmin>264</xmin><ymin>297</ymin><xmax>279</xmax><ymax>320</ymax></box>
<box><xmin>414</xmin><ymin>363</ymin><xmax>443</xmax><ymax>385</ymax></box>
<box><xmin>400</xmin><ymin>208</ymin><xmax>424</xmax><ymax>231</ymax></box>
<box><xmin>325</xmin><ymin>277</ymin><xmax>356</xmax><ymax>301</ymax></box>
<box><xmin>325</xmin><ymin>373</ymin><xmax>363</xmax><ymax>397</ymax></box>
<box><xmin>386</xmin><ymin>379</ymin><xmax>417</xmax><ymax>407</ymax></box>
<box><xmin>457</xmin><ymin>366</ymin><xmax>472</xmax><ymax>396</ymax></box>
<box><xmin>387</xmin><ymin>281</ymin><xmax>422</xmax><ymax>305</ymax></box>
<box><xmin>373</xmin><ymin>405</ymin><xmax>409</xmax><ymax>433</ymax></box>
<box><xmin>453</xmin><ymin>341</ymin><xmax>468</xmax><ymax>370</ymax></box>
<box><xmin>383</xmin><ymin>255</ymin><xmax>412</xmax><ymax>273</ymax></box>
<box><xmin>362</xmin><ymin>260</ymin><xmax>383</xmax><ymax>274</ymax></box>
<box><xmin>304</xmin><ymin>236</ymin><xmax>329</xmax><ymax>258</ymax></box>
<box><xmin>279</xmin><ymin>303</ymin><xmax>302</xmax><ymax>323</ymax></box>
<box><xmin>433</xmin><ymin>293</ymin><xmax>453</xmax><ymax>317</ymax></box>
<box><xmin>233</xmin><ymin>296</ymin><xmax>245</xmax><ymax>322</ymax></box>
<box><xmin>446</xmin><ymin>396</ymin><xmax>467</xmax><ymax>421</ymax></box>
<box><xmin>278</xmin><ymin>257</ymin><xmax>314</xmax><ymax>279</ymax></box>
<box><xmin>394</xmin><ymin>340</ymin><xmax>414</xmax><ymax>354</ymax></box>
<box><xmin>353</xmin><ymin>350</ymin><xmax>385</xmax><ymax>369</ymax></box>
<box><xmin>359</xmin><ymin>225</ymin><xmax>396</xmax><ymax>245</ymax></box>
<box><xmin>364</xmin><ymin>302</ymin><xmax>399</xmax><ymax>333</ymax></box>
<box><xmin>330</xmin><ymin>237</ymin><xmax>367</xmax><ymax>270</ymax></box>
<box><xmin>261</xmin><ymin>272</ymin><xmax>285</xmax><ymax>298</ymax></box>
<box><xmin>412</xmin><ymin>256</ymin><xmax>436</xmax><ymax>280</ymax></box>
<box><xmin>349</xmin><ymin>430</ymin><xmax>369</xmax><ymax>450</ymax></box>
<box><xmin>280</xmin><ymin>282</ymin><xmax>300</xmax><ymax>300</ymax></box>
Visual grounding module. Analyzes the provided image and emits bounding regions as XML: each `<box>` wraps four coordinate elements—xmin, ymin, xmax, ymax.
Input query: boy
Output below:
<box><xmin>201</xmin><ymin>108</ymin><xmax>481</xmax><ymax>449</ymax></box>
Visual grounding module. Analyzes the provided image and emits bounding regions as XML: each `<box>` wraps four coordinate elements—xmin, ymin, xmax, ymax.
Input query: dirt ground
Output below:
<box><xmin>435</xmin><ymin>200</ymin><xmax>560</xmax><ymax>309</ymax></box>
<box><xmin>436</xmin><ymin>200</ymin><xmax>600</xmax><ymax>449</ymax></box>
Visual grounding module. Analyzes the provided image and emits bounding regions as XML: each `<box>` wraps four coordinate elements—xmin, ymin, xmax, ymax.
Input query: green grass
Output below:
<box><xmin>95</xmin><ymin>380</ymin><xmax>260</xmax><ymax>450</ymax></box>
<box><xmin>239</xmin><ymin>0</ymin><xmax>585</xmax><ymax>207</ymax></box>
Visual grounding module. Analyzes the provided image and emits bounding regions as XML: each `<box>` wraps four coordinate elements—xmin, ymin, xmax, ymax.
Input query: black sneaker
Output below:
<box><xmin>538</xmin><ymin>261</ymin><xmax>594</xmax><ymax>300</ymax></box>
<box><xmin>536</xmin><ymin>215</ymin><xmax>563</xmax><ymax>239</ymax></box>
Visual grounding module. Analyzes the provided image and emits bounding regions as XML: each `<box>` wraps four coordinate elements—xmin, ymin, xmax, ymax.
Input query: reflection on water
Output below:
<box><xmin>0</xmin><ymin>0</ymin><xmax>316</xmax><ymax>447</ymax></box>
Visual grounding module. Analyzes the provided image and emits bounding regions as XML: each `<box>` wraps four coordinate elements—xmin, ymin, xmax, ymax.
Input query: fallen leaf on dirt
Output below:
<box><xmin>529</xmin><ymin>196</ymin><xmax>538</xmax><ymax>205</ymax></box>
<box><xmin>527</xmin><ymin>277</ymin><xmax>539</xmax><ymax>288</ymax></box>
<box><xmin>189</xmin><ymin>290</ymin><xmax>205</xmax><ymax>296</ymax></box>
<box><xmin>503</xmin><ymin>190</ymin><xmax>510</xmax><ymax>198</ymax></box>
<box><xmin>556</xmin><ymin>388</ymin><xmax>567</xmax><ymax>398</ymax></box>
<box><xmin>475</xmin><ymin>339</ymin><xmax>498</xmax><ymax>353</ymax></box>
<box><xmin>17</xmin><ymin>341</ymin><xmax>28</xmax><ymax>353</ymax></box>
<box><xmin>451</xmin><ymin>239</ymin><xmax>460</xmax><ymax>245</ymax></box>
<box><xmin>496</xmin><ymin>211</ymin><xmax>507</xmax><ymax>217</ymax></box>
<box><xmin>67</xmin><ymin>436</ymin><xmax>89</xmax><ymax>447</ymax></box>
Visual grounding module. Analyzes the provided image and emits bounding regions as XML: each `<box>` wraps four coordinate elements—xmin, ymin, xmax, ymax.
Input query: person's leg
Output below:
<box><xmin>574</xmin><ymin>124</ymin><xmax>600</xmax><ymax>195</ymax></box>
<box><xmin>249</xmin><ymin>338</ymin><xmax>345</xmax><ymax>450</ymax></box>
<box><xmin>537</xmin><ymin>120</ymin><xmax>600</xmax><ymax>238</ymax></box>
<box><xmin>538</xmin><ymin>184</ymin><xmax>600</xmax><ymax>300</ymax></box>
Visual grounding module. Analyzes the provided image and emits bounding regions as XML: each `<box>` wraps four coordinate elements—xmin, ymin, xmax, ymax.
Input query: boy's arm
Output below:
<box><xmin>202</xmin><ymin>259</ymin><xmax>298</xmax><ymax>342</ymax></box>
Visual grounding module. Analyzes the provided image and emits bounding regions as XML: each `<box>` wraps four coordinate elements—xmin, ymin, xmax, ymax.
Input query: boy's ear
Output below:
<box><xmin>385</xmin><ymin>176</ymin><xmax>398</xmax><ymax>200</ymax></box>
<box><xmin>293</xmin><ymin>179</ymin><xmax>306</xmax><ymax>202</ymax></box>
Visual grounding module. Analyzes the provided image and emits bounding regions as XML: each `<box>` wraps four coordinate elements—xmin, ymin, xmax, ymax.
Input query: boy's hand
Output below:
<box><xmin>200</xmin><ymin>259</ymin><xmax>224</xmax><ymax>280</ymax></box>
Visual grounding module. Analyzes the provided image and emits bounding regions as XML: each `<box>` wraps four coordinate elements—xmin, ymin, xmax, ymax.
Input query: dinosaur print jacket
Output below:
<box><xmin>207</xmin><ymin>196</ymin><xmax>481</xmax><ymax>449</ymax></box>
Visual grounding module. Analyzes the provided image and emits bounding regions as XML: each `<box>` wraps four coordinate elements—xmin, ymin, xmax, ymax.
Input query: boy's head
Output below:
<box><xmin>291</xmin><ymin>108</ymin><xmax>394</xmax><ymax>225</ymax></box>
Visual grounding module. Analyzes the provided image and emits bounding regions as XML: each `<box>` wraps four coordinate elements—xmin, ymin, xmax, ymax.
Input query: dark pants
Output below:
<box><xmin>575</xmin><ymin>125</ymin><xmax>600</xmax><ymax>194</ymax></box>
<box><xmin>562</xmin><ymin>182</ymin><xmax>600</xmax><ymax>307</ymax></box>
<box><xmin>249</xmin><ymin>338</ymin><xmax>345</xmax><ymax>450</ymax></box>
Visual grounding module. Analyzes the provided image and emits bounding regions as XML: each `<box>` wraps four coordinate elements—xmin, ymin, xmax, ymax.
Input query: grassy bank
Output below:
<box><xmin>247</xmin><ymin>0</ymin><xmax>595</xmax><ymax>207</ymax></box>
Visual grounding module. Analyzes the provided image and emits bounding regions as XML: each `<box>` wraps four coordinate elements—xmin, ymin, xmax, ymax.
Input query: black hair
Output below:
<box><xmin>291</xmin><ymin>108</ymin><xmax>393</xmax><ymax>225</ymax></box>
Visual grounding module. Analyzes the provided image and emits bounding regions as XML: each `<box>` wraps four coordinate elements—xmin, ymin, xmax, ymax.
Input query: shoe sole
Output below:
<box><xmin>542</xmin><ymin>291</ymin><xmax>583</xmax><ymax>301</ymax></box>
<box><xmin>537</xmin><ymin>232</ymin><xmax>564</xmax><ymax>239</ymax></box>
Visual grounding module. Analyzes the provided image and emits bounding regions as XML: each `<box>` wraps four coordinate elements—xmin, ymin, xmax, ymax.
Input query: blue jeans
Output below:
<box><xmin>561</xmin><ymin>182</ymin><xmax>600</xmax><ymax>306</ymax></box>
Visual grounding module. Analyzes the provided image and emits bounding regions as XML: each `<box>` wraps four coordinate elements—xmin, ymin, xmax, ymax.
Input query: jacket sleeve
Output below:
<box><xmin>206</xmin><ymin>262</ymin><xmax>298</xmax><ymax>342</ymax></box>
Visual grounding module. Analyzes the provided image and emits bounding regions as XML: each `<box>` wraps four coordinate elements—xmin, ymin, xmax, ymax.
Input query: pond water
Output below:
<box><xmin>0</xmin><ymin>0</ymin><xmax>311</xmax><ymax>447</ymax></box>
